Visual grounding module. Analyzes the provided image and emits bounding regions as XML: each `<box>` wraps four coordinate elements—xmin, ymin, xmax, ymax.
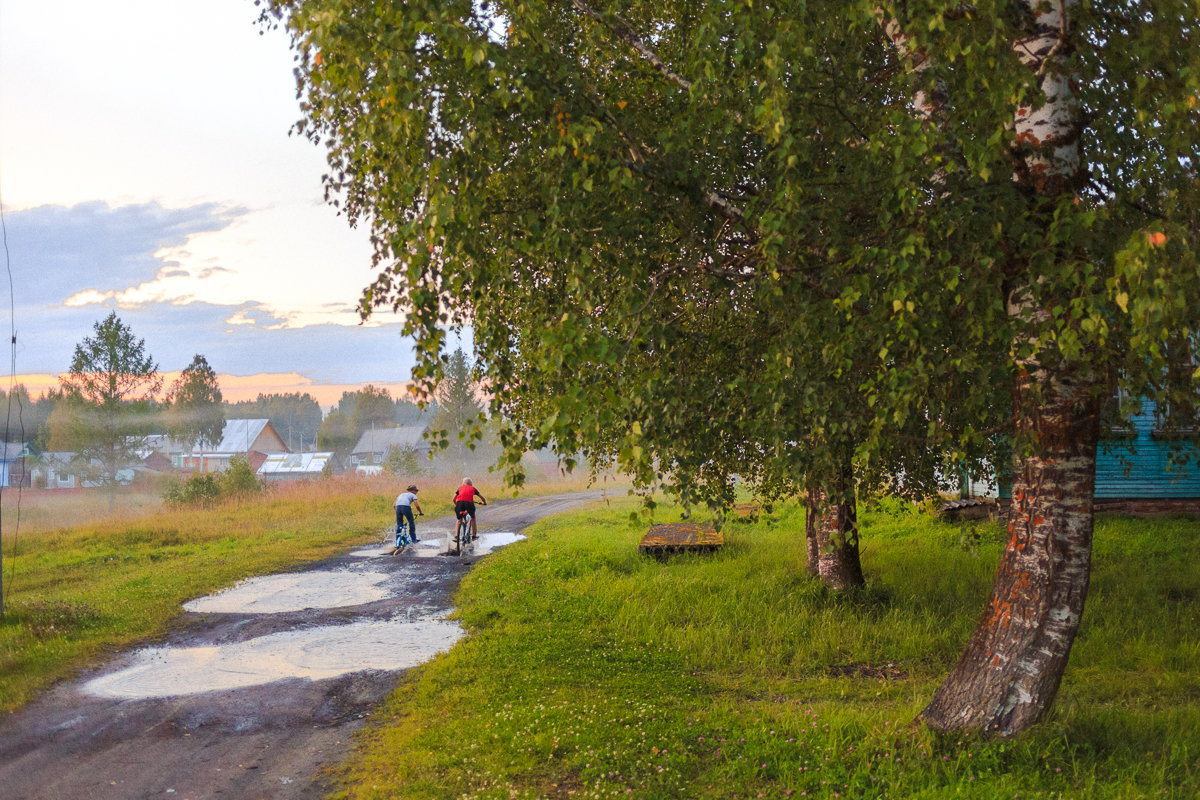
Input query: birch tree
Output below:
<box><xmin>265</xmin><ymin>0</ymin><xmax>1200</xmax><ymax>734</ymax></box>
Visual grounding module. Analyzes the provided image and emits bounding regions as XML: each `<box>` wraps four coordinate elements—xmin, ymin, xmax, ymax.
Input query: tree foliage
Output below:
<box><xmin>316</xmin><ymin>408</ymin><xmax>357</xmax><ymax>455</ymax></box>
<box><xmin>225</xmin><ymin>392</ymin><xmax>323</xmax><ymax>452</ymax></box>
<box><xmin>351</xmin><ymin>384</ymin><xmax>396</xmax><ymax>433</ymax></box>
<box><xmin>168</xmin><ymin>354</ymin><xmax>225</xmax><ymax>454</ymax></box>
<box><xmin>317</xmin><ymin>385</ymin><xmax>432</xmax><ymax>455</ymax></box>
<box><xmin>384</xmin><ymin>443</ymin><xmax>427</xmax><ymax>478</ymax></box>
<box><xmin>54</xmin><ymin>313</ymin><xmax>161</xmax><ymax>489</ymax></box>
<box><xmin>264</xmin><ymin>0</ymin><xmax>1200</xmax><ymax>493</ymax></box>
<box><xmin>433</xmin><ymin>348</ymin><xmax>484</xmax><ymax>443</ymax></box>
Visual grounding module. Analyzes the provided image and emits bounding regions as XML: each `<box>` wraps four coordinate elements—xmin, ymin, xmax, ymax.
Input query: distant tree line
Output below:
<box><xmin>2</xmin><ymin>319</ymin><xmax>447</xmax><ymax>467</ymax></box>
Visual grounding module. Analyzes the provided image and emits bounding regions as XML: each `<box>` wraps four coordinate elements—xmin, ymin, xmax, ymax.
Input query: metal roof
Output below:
<box><xmin>198</xmin><ymin>419</ymin><xmax>283</xmax><ymax>455</ymax></box>
<box><xmin>351</xmin><ymin>425</ymin><xmax>430</xmax><ymax>455</ymax></box>
<box><xmin>257</xmin><ymin>452</ymin><xmax>335</xmax><ymax>475</ymax></box>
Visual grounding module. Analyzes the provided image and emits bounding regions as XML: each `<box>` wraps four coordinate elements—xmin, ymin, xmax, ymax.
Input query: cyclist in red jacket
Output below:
<box><xmin>453</xmin><ymin>478</ymin><xmax>487</xmax><ymax>541</ymax></box>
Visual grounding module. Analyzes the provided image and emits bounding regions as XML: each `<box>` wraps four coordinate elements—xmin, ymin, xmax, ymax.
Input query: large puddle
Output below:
<box><xmin>350</xmin><ymin>530</ymin><xmax>526</xmax><ymax>559</ymax></box>
<box><xmin>183</xmin><ymin>568</ymin><xmax>392</xmax><ymax>614</ymax></box>
<box><xmin>82</xmin><ymin>529</ymin><xmax>526</xmax><ymax>700</ymax></box>
<box><xmin>473</xmin><ymin>531</ymin><xmax>527</xmax><ymax>555</ymax></box>
<box><xmin>81</xmin><ymin>617</ymin><xmax>463</xmax><ymax>699</ymax></box>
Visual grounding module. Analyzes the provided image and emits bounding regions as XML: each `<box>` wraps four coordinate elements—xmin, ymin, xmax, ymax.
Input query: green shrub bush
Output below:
<box><xmin>162</xmin><ymin>457</ymin><xmax>261</xmax><ymax>508</ymax></box>
<box><xmin>162</xmin><ymin>473</ymin><xmax>223</xmax><ymax>507</ymax></box>
<box><xmin>221</xmin><ymin>455</ymin><xmax>261</xmax><ymax>497</ymax></box>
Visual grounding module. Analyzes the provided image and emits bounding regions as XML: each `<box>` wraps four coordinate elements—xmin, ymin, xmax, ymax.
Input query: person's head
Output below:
<box><xmin>463</xmin><ymin>477</ymin><xmax>473</xmax><ymax>486</ymax></box>
<box><xmin>407</xmin><ymin>485</ymin><xmax>418</xmax><ymax>493</ymax></box>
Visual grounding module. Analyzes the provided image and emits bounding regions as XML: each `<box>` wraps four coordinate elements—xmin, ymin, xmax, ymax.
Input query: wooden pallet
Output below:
<box><xmin>730</xmin><ymin>502</ymin><xmax>760</xmax><ymax>522</ymax></box>
<box><xmin>638</xmin><ymin>522</ymin><xmax>723</xmax><ymax>558</ymax></box>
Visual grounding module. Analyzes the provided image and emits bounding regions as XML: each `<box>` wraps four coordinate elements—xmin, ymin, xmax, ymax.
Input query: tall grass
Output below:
<box><xmin>330</xmin><ymin>499</ymin><xmax>1200</xmax><ymax>799</ymax></box>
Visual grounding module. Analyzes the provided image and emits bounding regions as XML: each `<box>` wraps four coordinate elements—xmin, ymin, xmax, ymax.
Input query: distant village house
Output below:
<box><xmin>350</xmin><ymin>426</ymin><xmax>430</xmax><ymax>469</ymax></box>
<box><xmin>0</xmin><ymin>442</ymin><xmax>31</xmax><ymax>488</ymax></box>
<box><xmin>174</xmin><ymin>419</ymin><xmax>290</xmax><ymax>474</ymax></box>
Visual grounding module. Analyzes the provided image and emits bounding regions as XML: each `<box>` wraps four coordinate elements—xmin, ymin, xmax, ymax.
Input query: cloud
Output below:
<box><xmin>0</xmin><ymin>200</ymin><xmax>463</xmax><ymax>391</ymax></box>
<box><xmin>5</xmin><ymin>201</ymin><xmax>246</xmax><ymax>308</ymax></box>
<box><xmin>12</xmin><ymin>299</ymin><xmax>419</xmax><ymax>387</ymax></box>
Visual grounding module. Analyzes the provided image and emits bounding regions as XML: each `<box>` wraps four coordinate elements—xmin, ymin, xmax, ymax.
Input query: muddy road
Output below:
<box><xmin>0</xmin><ymin>492</ymin><xmax>607</xmax><ymax>800</ymax></box>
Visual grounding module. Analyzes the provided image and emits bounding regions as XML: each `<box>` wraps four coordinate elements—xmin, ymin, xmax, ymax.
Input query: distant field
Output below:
<box><xmin>1</xmin><ymin>465</ymin><xmax>615</xmax><ymax>537</ymax></box>
<box><xmin>1</xmin><ymin>486</ymin><xmax>168</xmax><ymax>535</ymax></box>
<box><xmin>329</xmin><ymin>500</ymin><xmax>1200</xmax><ymax>800</ymax></box>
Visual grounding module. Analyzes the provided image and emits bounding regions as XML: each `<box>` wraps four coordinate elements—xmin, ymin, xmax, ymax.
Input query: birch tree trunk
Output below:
<box><xmin>805</xmin><ymin>466</ymin><xmax>865</xmax><ymax>590</ymax></box>
<box><xmin>921</xmin><ymin>327</ymin><xmax>1099</xmax><ymax>735</ymax></box>
<box><xmin>919</xmin><ymin>0</ymin><xmax>1098</xmax><ymax>735</ymax></box>
<box><xmin>804</xmin><ymin>486</ymin><xmax>820</xmax><ymax>578</ymax></box>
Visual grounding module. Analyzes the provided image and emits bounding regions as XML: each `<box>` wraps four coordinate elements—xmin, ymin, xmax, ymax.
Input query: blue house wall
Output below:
<box><xmin>1095</xmin><ymin>400</ymin><xmax>1200</xmax><ymax>499</ymax></box>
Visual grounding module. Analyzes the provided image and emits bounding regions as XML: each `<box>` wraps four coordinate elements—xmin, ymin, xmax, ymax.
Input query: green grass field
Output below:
<box><xmin>327</xmin><ymin>499</ymin><xmax>1200</xmax><ymax>800</ymax></box>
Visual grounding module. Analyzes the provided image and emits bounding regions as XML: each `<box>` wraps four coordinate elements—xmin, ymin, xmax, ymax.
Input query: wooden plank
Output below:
<box><xmin>638</xmin><ymin>522</ymin><xmax>723</xmax><ymax>557</ymax></box>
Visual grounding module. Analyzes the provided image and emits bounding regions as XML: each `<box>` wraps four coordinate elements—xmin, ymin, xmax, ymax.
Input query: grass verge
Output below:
<box><xmin>329</xmin><ymin>499</ymin><xmax>1200</xmax><ymax>799</ymax></box>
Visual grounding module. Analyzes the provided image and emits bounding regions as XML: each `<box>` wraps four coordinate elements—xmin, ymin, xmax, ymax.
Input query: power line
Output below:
<box><xmin>0</xmin><ymin>157</ymin><xmax>22</xmax><ymax>618</ymax></box>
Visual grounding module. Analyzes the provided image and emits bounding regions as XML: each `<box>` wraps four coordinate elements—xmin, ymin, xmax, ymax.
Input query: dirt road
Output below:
<box><xmin>0</xmin><ymin>492</ymin><xmax>607</xmax><ymax>800</ymax></box>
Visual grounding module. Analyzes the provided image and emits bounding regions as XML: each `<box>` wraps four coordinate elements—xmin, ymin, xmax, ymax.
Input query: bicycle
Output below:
<box><xmin>395</xmin><ymin>517</ymin><xmax>413</xmax><ymax>549</ymax></box>
<box><xmin>452</xmin><ymin>510</ymin><xmax>471</xmax><ymax>557</ymax></box>
<box><xmin>385</xmin><ymin>517</ymin><xmax>417</xmax><ymax>556</ymax></box>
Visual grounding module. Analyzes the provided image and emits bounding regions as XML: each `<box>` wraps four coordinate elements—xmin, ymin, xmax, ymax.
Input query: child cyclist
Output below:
<box><xmin>389</xmin><ymin>485</ymin><xmax>424</xmax><ymax>554</ymax></box>
<box><xmin>453</xmin><ymin>478</ymin><xmax>487</xmax><ymax>541</ymax></box>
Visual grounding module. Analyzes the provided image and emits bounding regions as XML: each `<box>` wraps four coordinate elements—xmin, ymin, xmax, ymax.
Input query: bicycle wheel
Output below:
<box><xmin>455</xmin><ymin>514</ymin><xmax>468</xmax><ymax>556</ymax></box>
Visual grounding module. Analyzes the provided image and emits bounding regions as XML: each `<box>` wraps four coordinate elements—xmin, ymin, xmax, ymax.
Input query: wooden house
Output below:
<box><xmin>29</xmin><ymin>452</ymin><xmax>133</xmax><ymax>489</ymax></box>
<box><xmin>0</xmin><ymin>442</ymin><xmax>30</xmax><ymax>488</ymax></box>
<box><xmin>1094</xmin><ymin>399</ymin><xmax>1200</xmax><ymax>511</ymax></box>
<box><xmin>350</xmin><ymin>426</ymin><xmax>430</xmax><ymax>468</ymax></box>
<box><xmin>180</xmin><ymin>419</ymin><xmax>290</xmax><ymax>473</ymax></box>
<box><xmin>991</xmin><ymin>399</ymin><xmax>1200</xmax><ymax>513</ymax></box>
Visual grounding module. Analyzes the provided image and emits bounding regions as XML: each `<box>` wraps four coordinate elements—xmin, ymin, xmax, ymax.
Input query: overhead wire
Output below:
<box><xmin>0</xmin><ymin>158</ymin><xmax>24</xmax><ymax>616</ymax></box>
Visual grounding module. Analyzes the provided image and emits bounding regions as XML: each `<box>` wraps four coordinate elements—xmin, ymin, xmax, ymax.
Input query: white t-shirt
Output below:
<box><xmin>395</xmin><ymin>492</ymin><xmax>418</xmax><ymax>508</ymax></box>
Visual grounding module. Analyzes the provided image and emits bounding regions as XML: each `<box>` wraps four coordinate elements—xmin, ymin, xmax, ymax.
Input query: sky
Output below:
<box><xmin>0</xmin><ymin>0</ymin><xmax>464</xmax><ymax>405</ymax></box>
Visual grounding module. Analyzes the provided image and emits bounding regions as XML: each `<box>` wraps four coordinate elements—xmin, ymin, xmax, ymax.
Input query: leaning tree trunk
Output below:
<box><xmin>921</xmin><ymin>316</ymin><xmax>1100</xmax><ymax>736</ymax></box>
<box><xmin>805</xmin><ymin>466</ymin><xmax>865</xmax><ymax>590</ymax></box>
<box><xmin>878</xmin><ymin>0</ymin><xmax>1095</xmax><ymax>736</ymax></box>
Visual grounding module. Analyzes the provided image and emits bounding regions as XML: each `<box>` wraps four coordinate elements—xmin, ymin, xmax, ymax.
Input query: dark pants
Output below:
<box><xmin>395</xmin><ymin>504</ymin><xmax>416</xmax><ymax>545</ymax></box>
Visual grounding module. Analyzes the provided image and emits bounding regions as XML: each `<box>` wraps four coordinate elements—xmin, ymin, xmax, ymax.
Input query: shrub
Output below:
<box><xmin>222</xmin><ymin>455</ymin><xmax>261</xmax><ymax>497</ymax></box>
<box><xmin>384</xmin><ymin>444</ymin><xmax>427</xmax><ymax>478</ymax></box>
<box><xmin>163</xmin><ymin>473</ymin><xmax>223</xmax><ymax>507</ymax></box>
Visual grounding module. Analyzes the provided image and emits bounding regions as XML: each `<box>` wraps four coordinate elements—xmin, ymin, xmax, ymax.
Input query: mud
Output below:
<box><xmin>0</xmin><ymin>491</ymin><xmax>607</xmax><ymax>800</ymax></box>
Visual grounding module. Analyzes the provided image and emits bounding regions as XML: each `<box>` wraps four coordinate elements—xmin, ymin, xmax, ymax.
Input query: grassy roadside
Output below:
<box><xmin>0</xmin><ymin>477</ymin><xmax>462</xmax><ymax>712</ymax></box>
<box><xmin>329</xmin><ymin>499</ymin><xmax>1200</xmax><ymax>799</ymax></box>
